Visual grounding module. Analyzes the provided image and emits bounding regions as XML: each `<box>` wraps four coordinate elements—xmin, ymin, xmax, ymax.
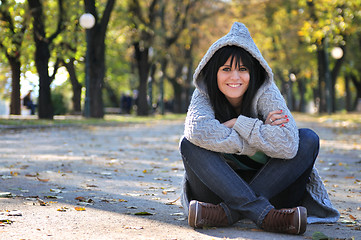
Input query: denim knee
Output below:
<box><xmin>179</xmin><ymin>137</ymin><xmax>191</xmax><ymax>155</ymax></box>
<box><xmin>299</xmin><ymin>128</ymin><xmax>319</xmax><ymax>149</ymax></box>
<box><xmin>298</xmin><ymin>128</ymin><xmax>320</xmax><ymax>161</ymax></box>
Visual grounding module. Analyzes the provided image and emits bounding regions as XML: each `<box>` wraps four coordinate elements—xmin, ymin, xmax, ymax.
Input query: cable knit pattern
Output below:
<box><xmin>184</xmin><ymin>88</ymin><xmax>298</xmax><ymax>159</ymax></box>
<box><xmin>180</xmin><ymin>22</ymin><xmax>339</xmax><ymax>224</ymax></box>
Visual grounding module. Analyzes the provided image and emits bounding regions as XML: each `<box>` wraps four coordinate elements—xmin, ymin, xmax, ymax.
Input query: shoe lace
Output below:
<box><xmin>200</xmin><ymin>204</ymin><xmax>227</xmax><ymax>226</ymax></box>
<box><xmin>265</xmin><ymin>209</ymin><xmax>295</xmax><ymax>231</ymax></box>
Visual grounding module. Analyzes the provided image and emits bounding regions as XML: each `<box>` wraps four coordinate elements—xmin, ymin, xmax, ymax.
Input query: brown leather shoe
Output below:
<box><xmin>188</xmin><ymin>200</ymin><xmax>229</xmax><ymax>228</ymax></box>
<box><xmin>261</xmin><ymin>206</ymin><xmax>307</xmax><ymax>235</ymax></box>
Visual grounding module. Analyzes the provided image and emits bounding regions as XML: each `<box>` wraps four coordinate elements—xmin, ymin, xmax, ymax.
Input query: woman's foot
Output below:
<box><xmin>261</xmin><ymin>206</ymin><xmax>307</xmax><ymax>235</ymax></box>
<box><xmin>188</xmin><ymin>200</ymin><xmax>229</xmax><ymax>228</ymax></box>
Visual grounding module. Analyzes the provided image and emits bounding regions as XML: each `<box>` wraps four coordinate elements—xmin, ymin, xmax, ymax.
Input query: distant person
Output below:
<box><xmin>179</xmin><ymin>22</ymin><xmax>339</xmax><ymax>235</ymax></box>
<box><xmin>23</xmin><ymin>90</ymin><xmax>36</xmax><ymax>115</ymax></box>
<box><xmin>120</xmin><ymin>92</ymin><xmax>133</xmax><ymax>114</ymax></box>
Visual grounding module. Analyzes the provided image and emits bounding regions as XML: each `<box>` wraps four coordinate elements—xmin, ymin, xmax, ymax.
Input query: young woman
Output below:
<box><xmin>179</xmin><ymin>22</ymin><xmax>339</xmax><ymax>235</ymax></box>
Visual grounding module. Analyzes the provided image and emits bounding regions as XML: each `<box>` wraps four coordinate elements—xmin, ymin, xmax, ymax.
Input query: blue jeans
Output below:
<box><xmin>179</xmin><ymin>128</ymin><xmax>319</xmax><ymax>226</ymax></box>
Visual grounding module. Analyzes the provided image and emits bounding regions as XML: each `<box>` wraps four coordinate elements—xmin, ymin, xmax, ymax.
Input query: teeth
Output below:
<box><xmin>228</xmin><ymin>84</ymin><xmax>240</xmax><ymax>87</ymax></box>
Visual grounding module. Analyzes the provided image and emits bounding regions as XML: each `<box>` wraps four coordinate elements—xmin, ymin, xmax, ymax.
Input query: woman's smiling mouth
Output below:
<box><xmin>227</xmin><ymin>83</ymin><xmax>242</xmax><ymax>88</ymax></box>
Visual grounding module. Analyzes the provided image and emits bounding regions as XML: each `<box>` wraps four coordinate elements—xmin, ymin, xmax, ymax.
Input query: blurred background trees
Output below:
<box><xmin>0</xmin><ymin>0</ymin><xmax>360</xmax><ymax>119</ymax></box>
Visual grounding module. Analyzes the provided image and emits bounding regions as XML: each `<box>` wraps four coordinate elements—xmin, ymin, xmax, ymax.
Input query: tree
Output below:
<box><xmin>127</xmin><ymin>0</ymin><xmax>159</xmax><ymax>116</ymax></box>
<box><xmin>52</xmin><ymin>2</ymin><xmax>85</xmax><ymax>114</ymax></box>
<box><xmin>0</xmin><ymin>0</ymin><xmax>28</xmax><ymax>115</ymax></box>
<box><xmin>156</xmin><ymin>0</ymin><xmax>194</xmax><ymax>114</ymax></box>
<box><xmin>83</xmin><ymin>0</ymin><xmax>116</xmax><ymax>118</ymax></box>
<box><xmin>28</xmin><ymin>0</ymin><xmax>65</xmax><ymax>119</ymax></box>
<box><xmin>299</xmin><ymin>0</ymin><xmax>359</xmax><ymax>113</ymax></box>
<box><xmin>160</xmin><ymin>0</ymin><xmax>226</xmax><ymax>113</ymax></box>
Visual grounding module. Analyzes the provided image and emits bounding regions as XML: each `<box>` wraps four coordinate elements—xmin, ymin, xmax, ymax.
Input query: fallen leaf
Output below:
<box><xmin>45</xmin><ymin>195</ymin><xmax>63</xmax><ymax>199</ymax></box>
<box><xmin>134</xmin><ymin>212</ymin><xmax>153</xmax><ymax>215</ymax></box>
<box><xmin>50</xmin><ymin>189</ymin><xmax>62</xmax><ymax>193</ymax></box>
<box><xmin>7</xmin><ymin>210</ymin><xmax>22</xmax><ymax>216</ymax></box>
<box><xmin>37</xmin><ymin>177</ymin><xmax>49</xmax><ymax>182</ymax></box>
<box><xmin>0</xmin><ymin>219</ymin><xmax>13</xmax><ymax>225</ymax></box>
<box><xmin>38</xmin><ymin>198</ymin><xmax>48</xmax><ymax>206</ymax></box>
<box><xmin>166</xmin><ymin>197</ymin><xmax>180</xmax><ymax>205</ymax></box>
<box><xmin>0</xmin><ymin>192</ymin><xmax>12</xmax><ymax>198</ymax></box>
<box><xmin>349</xmin><ymin>214</ymin><xmax>357</xmax><ymax>221</ymax></box>
<box><xmin>124</xmin><ymin>226</ymin><xmax>144</xmax><ymax>230</ymax></box>
<box><xmin>170</xmin><ymin>212</ymin><xmax>184</xmax><ymax>216</ymax></box>
<box><xmin>57</xmin><ymin>207</ymin><xmax>68</xmax><ymax>212</ymax></box>
<box><xmin>74</xmin><ymin>207</ymin><xmax>86</xmax><ymax>211</ymax></box>
<box><xmin>250</xmin><ymin>228</ymin><xmax>263</xmax><ymax>232</ymax></box>
<box><xmin>25</xmin><ymin>174</ymin><xmax>37</xmax><ymax>177</ymax></box>
<box><xmin>75</xmin><ymin>196</ymin><xmax>86</xmax><ymax>201</ymax></box>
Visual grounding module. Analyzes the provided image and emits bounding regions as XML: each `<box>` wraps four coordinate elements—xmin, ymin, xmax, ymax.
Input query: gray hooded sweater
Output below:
<box><xmin>181</xmin><ymin>22</ymin><xmax>339</xmax><ymax>224</ymax></box>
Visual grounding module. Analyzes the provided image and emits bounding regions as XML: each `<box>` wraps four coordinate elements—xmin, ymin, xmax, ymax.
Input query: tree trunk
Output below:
<box><xmin>172</xmin><ymin>80</ymin><xmax>183</xmax><ymax>113</ymax></box>
<box><xmin>63</xmin><ymin>58</ymin><xmax>82</xmax><ymax>113</ymax></box>
<box><xmin>104</xmin><ymin>81</ymin><xmax>119</xmax><ymax>108</ymax></box>
<box><xmin>84</xmin><ymin>0</ymin><xmax>115</xmax><ymax>118</ymax></box>
<box><xmin>331</xmin><ymin>45</ymin><xmax>346</xmax><ymax>112</ymax></box>
<box><xmin>9</xmin><ymin>56</ymin><xmax>21</xmax><ymax>115</ymax></box>
<box><xmin>88</xmin><ymin>29</ymin><xmax>105</xmax><ymax>118</ymax></box>
<box><xmin>345</xmin><ymin>74</ymin><xmax>352</xmax><ymax>112</ymax></box>
<box><xmin>297</xmin><ymin>78</ymin><xmax>306</xmax><ymax>112</ymax></box>
<box><xmin>169</xmin><ymin>63</ymin><xmax>183</xmax><ymax>113</ymax></box>
<box><xmin>185</xmin><ymin>48</ymin><xmax>193</xmax><ymax>110</ymax></box>
<box><xmin>134</xmin><ymin>42</ymin><xmax>149</xmax><ymax>116</ymax></box>
<box><xmin>350</xmin><ymin>74</ymin><xmax>361</xmax><ymax>111</ymax></box>
<box><xmin>316</xmin><ymin>47</ymin><xmax>326</xmax><ymax>113</ymax></box>
<box><xmin>28</xmin><ymin>0</ymin><xmax>54</xmax><ymax>119</ymax></box>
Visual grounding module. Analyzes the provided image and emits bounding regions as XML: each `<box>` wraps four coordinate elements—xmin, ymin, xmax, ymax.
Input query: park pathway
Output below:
<box><xmin>0</xmin><ymin>115</ymin><xmax>360</xmax><ymax>240</ymax></box>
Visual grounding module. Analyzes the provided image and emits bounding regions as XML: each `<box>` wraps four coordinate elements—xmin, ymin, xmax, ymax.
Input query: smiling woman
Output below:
<box><xmin>179</xmin><ymin>22</ymin><xmax>339</xmax><ymax>235</ymax></box>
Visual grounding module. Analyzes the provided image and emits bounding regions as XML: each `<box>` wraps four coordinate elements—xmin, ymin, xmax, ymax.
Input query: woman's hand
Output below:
<box><xmin>222</xmin><ymin>118</ymin><xmax>237</xmax><ymax>128</ymax></box>
<box><xmin>266</xmin><ymin>110</ymin><xmax>289</xmax><ymax>127</ymax></box>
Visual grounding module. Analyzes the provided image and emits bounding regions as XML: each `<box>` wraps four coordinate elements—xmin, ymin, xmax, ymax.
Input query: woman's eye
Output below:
<box><xmin>222</xmin><ymin>67</ymin><xmax>231</xmax><ymax>71</ymax></box>
<box><xmin>239</xmin><ymin>67</ymin><xmax>248</xmax><ymax>71</ymax></box>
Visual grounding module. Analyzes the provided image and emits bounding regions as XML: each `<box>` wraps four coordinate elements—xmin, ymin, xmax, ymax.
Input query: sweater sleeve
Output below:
<box><xmin>184</xmin><ymin>89</ymin><xmax>257</xmax><ymax>156</ymax></box>
<box><xmin>232</xmin><ymin>82</ymin><xmax>299</xmax><ymax>159</ymax></box>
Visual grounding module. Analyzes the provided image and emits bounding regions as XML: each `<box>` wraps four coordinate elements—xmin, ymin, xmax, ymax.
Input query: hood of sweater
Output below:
<box><xmin>193</xmin><ymin>22</ymin><xmax>274</xmax><ymax>95</ymax></box>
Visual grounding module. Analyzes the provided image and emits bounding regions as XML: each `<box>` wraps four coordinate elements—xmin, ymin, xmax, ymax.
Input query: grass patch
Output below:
<box><xmin>293</xmin><ymin>112</ymin><xmax>361</xmax><ymax>126</ymax></box>
<box><xmin>316</xmin><ymin>112</ymin><xmax>361</xmax><ymax>124</ymax></box>
<box><xmin>0</xmin><ymin>113</ymin><xmax>186</xmax><ymax>127</ymax></box>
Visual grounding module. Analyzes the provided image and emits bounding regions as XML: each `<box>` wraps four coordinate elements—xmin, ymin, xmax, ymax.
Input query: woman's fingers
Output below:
<box><xmin>267</xmin><ymin>110</ymin><xmax>289</xmax><ymax>126</ymax></box>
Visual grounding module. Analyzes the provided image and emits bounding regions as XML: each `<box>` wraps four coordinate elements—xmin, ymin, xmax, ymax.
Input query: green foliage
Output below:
<box><xmin>51</xmin><ymin>83</ymin><xmax>72</xmax><ymax>115</ymax></box>
<box><xmin>51</xmin><ymin>90</ymin><xmax>67</xmax><ymax>115</ymax></box>
<box><xmin>1</xmin><ymin>0</ymin><xmax>361</xmax><ymax>115</ymax></box>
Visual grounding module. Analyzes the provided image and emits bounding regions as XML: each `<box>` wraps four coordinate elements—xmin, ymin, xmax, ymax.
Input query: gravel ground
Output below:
<box><xmin>0</xmin><ymin>115</ymin><xmax>360</xmax><ymax>240</ymax></box>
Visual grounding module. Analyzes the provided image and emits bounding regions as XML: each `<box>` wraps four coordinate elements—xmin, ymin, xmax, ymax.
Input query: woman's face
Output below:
<box><xmin>217</xmin><ymin>56</ymin><xmax>250</xmax><ymax>108</ymax></box>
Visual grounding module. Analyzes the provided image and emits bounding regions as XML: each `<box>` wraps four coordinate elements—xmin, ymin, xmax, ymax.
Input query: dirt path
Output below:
<box><xmin>0</xmin><ymin>116</ymin><xmax>360</xmax><ymax>240</ymax></box>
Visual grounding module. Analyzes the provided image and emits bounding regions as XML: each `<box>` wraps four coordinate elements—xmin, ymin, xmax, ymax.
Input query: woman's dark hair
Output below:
<box><xmin>202</xmin><ymin>45</ymin><xmax>266</xmax><ymax>122</ymax></box>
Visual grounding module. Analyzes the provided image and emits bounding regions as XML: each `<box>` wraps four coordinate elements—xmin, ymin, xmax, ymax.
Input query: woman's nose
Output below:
<box><xmin>230</xmin><ymin>70</ymin><xmax>241</xmax><ymax>80</ymax></box>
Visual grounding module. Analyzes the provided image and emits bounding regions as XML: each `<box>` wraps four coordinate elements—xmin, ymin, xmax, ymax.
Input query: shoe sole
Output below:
<box><xmin>188</xmin><ymin>200</ymin><xmax>198</xmax><ymax>228</ymax></box>
<box><xmin>297</xmin><ymin>206</ymin><xmax>307</xmax><ymax>234</ymax></box>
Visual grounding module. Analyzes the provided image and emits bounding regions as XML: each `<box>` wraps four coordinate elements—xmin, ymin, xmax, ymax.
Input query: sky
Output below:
<box><xmin>21</xmin><ymin>67</ymin><xmax>69</xmax><ymax>98</ymax></box>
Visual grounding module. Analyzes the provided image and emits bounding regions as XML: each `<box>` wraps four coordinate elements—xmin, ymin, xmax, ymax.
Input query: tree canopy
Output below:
<box><xmin>0</xmin><ymin>0</ymin><xmax>360</xmax><ymax>118</ymax></box>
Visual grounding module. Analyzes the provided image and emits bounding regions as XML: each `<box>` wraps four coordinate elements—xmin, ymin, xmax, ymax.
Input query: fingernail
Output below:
<box><xmin>285</xmin><ymin>115</ymin><xmax>288</xmax><ymax>118</ymax></box>
<box><xmin>286</xmin><ymin>119</ymin><xmax>289</xmax><ymax>121</ymax></box>
<box><xmin>281</xmin><ymin>124</ymin><xmax>285</xmax><ymax>127</ymax></box>
<box><xmin>280</xmin><ymin>110</ymin><xmax>283</xmax><ymax>112</ymax></box>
